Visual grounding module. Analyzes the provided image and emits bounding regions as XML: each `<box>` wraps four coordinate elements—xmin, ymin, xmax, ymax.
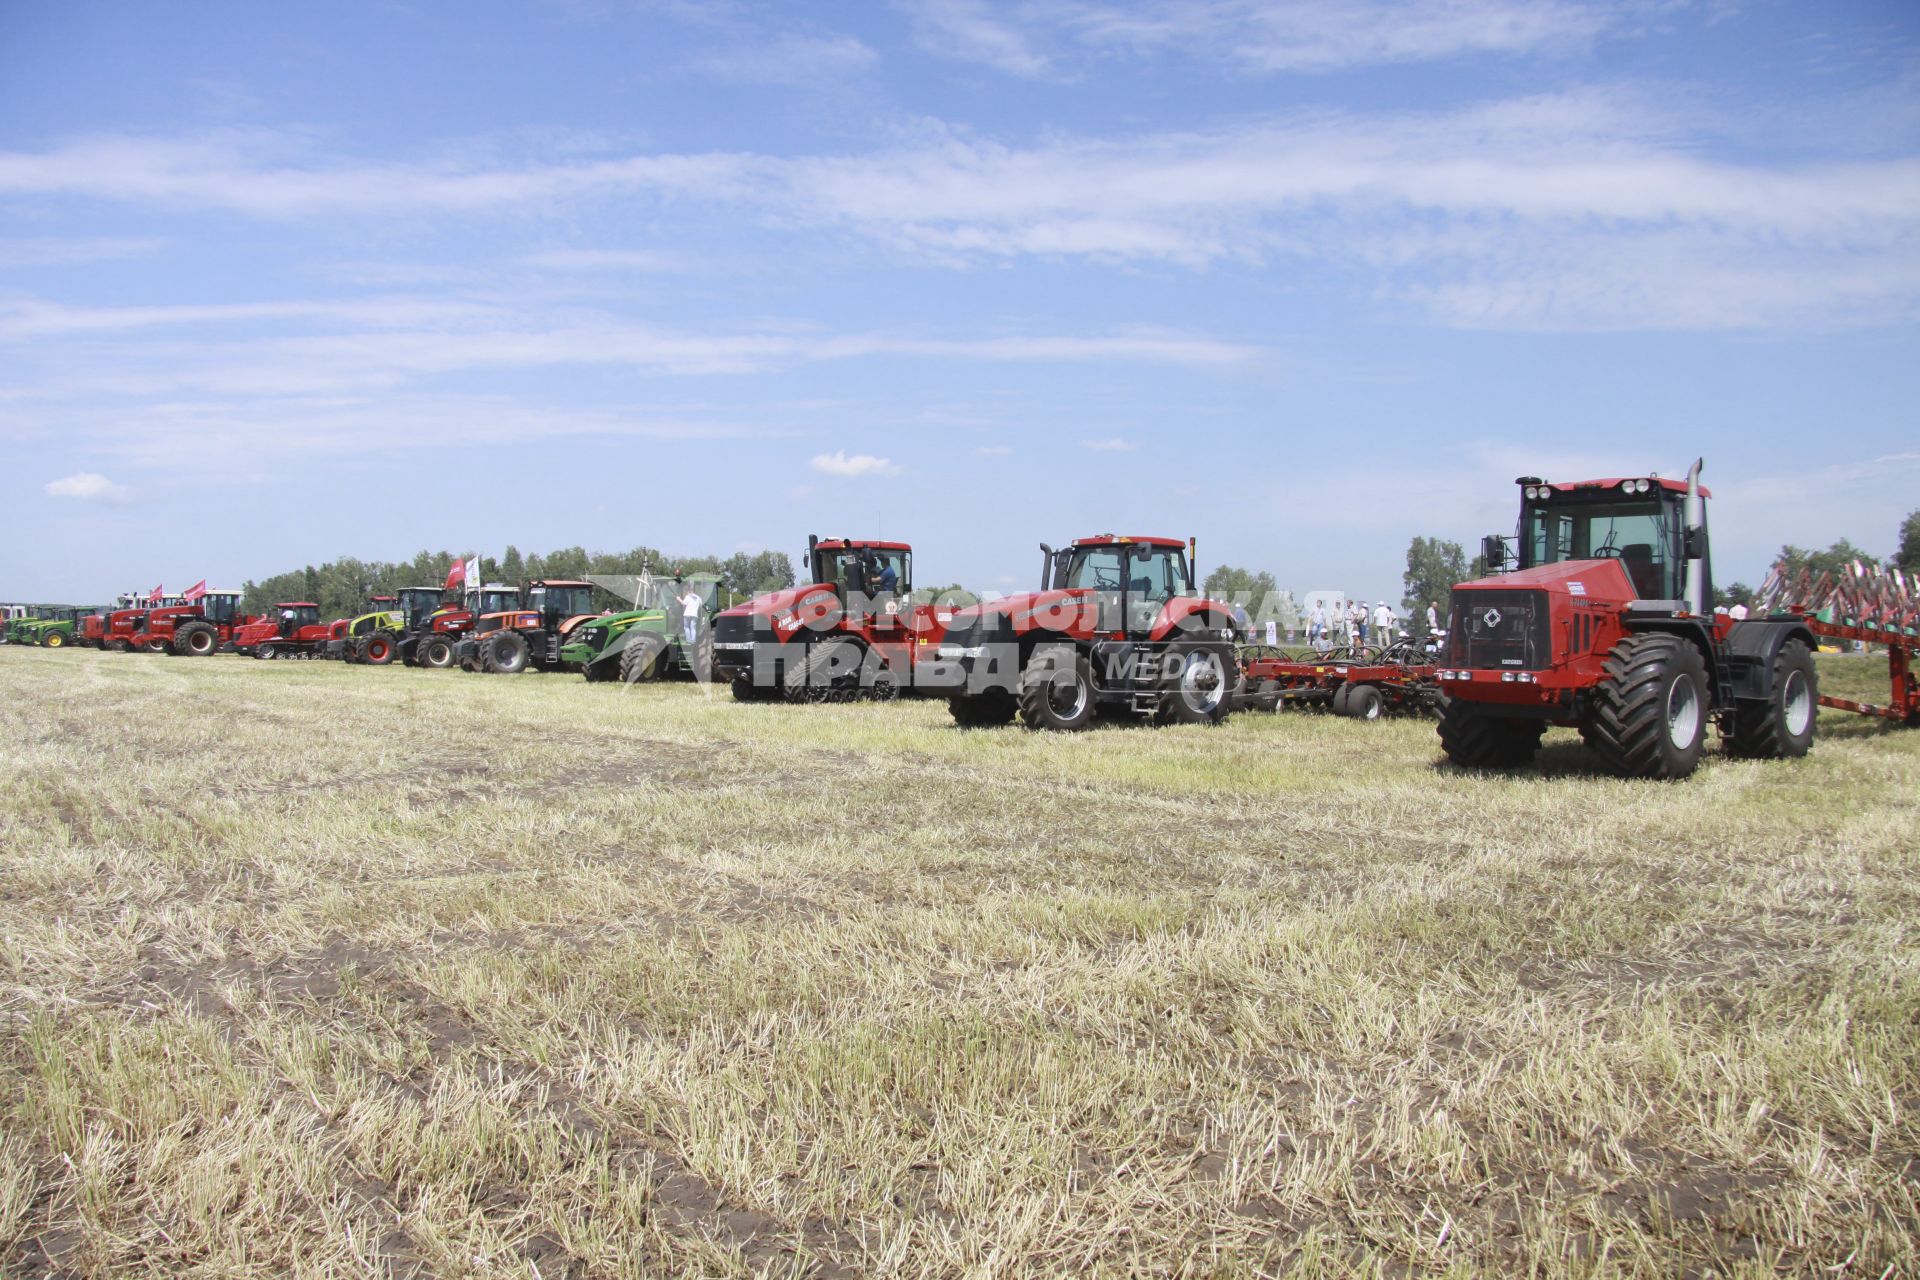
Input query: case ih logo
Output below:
<box><xmin>1482</xmin><ymin>607</ymin><xmax>1503</xmax><ymax>628</ymax></box>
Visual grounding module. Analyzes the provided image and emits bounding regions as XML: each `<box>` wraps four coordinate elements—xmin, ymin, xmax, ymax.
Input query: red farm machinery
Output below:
<box><xmin>128</xmin><ymin>590</ymin><xmax>252</xmax><ymax>656</ymax></box>
<box><xmin>451</xmin><ymin>581</ymin><xmax>598</xmax><ymax>674</ymax></box>
<box><xmin>1239</xmin><ymin>637</ymin><xmax>1444</xmax><ymax>720</ymax></box>
<box><xmin>1430</xmin><ymin>460</ymin><xmax>1912</xmax><ymax>779</ymax></box>
<box><xmin>1753</xmin><ymin>560</ymin><xmax>1917</xmax><ymax>727</ymax></box>
<box><xmin>935</xmin><ymin>535</ymin><xmax>1239</xmax><ymax>730</ymax></box>
<box><xmin>234</xmin><ymin>604</ymin><xmax>334</xmax><ymax>659</ymax></box>
<box><xmin>709</xmin><ymin>537</ymin><xmax>951</xmax><ymax>702</ymax></box>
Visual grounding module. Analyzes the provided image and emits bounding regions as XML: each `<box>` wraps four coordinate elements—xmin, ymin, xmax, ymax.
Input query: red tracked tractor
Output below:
<box><xmin>233</xmin><ymin>604</ymin><xmax>335</xmax><ymax>659</ymax></box>
<box><xmin>936</xmin><ymin>535</ymin><xmax>1239</xmax><ymax>730</ymax></box>
<box><xmin>1434</xmin><ymin>460</ymin><xmax>1834</xmax><ymax>779</ymax></box>
<box><xmin>709</xmin><ymin>537</ymin><xmax>951</xmax><ymax>702</ymax></box>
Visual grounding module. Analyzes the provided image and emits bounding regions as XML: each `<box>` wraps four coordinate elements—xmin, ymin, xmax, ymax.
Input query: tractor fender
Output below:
<box><xmin>1619</xmin><ymin>616</ymin><xmax>1721</xmax><ymax>687</ymax></box>
<box><xmin>1149</xmin><ymin>601</ymin><xmax>1236</xmax><ymax>643</ymax></box>
<box><xmin>1722</xmin><ymin>618</ymin><xmax>1820</xmax><ymax>702</ymax></box>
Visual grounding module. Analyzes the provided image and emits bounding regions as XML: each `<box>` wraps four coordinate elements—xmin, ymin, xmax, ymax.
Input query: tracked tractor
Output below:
<box><xmin>937</xmin><ymin>536</ymin><xmax>1238</xmax><ymax>730</ymax></box>
<box><xmin>1434</xmin><ymin>461</ymin><xmax>1823</xmax><ymax>779</ymax></box>
<box><xmin>564</xmin><ymin>572</ymin><xmax>724</xmax><ymax>683</ymax></box>
<box><xmin>232</xmin><ymin>603</ymin><xmax>334</xmax><ymax>659</ymax></box>
<box><xmin>711</xmin><ymin>538</ymin><xmax>952</xmax><ymax>702</ymax></box>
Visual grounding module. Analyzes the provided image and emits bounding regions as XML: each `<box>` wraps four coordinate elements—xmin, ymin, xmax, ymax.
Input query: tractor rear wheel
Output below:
<box><xmin>174</xmin><ymin>621</ymin><xmax>218</xmax><ymax>656</ymax></box>
<box><xmin>43</xmin><ymin>630</ymin><xmax>66</xmax><ymax>649</ymax></box>
<box><xmin>484</xmin><ymin>631</ymin><xmax>530</xmax><ymax>675</ymax></box>
<box><xmin>1019</xmin><ymin>645</ymin><xmax>1096</xmax><ymax>731</ymax></box>
<box><xmin>417</xmin><ymin>636</ymin><xmax>454</xmax><ymax>669</ymax></box>
<box><xmin>362</xmin><ymin>631</ymin><xmax>398</xmax><ymax>665</ymax></box>
<box><xmin>620</xmin><ymin>633</ymin><xmax>668</xmax><ymax>684</ymax></box>
<box><xmin>1437</xmin><ymin>699</ymin><xmax>1545</xmax><ymax>768</ymax></box>
<box><xmin>950</xmin><ymin>690</ymin><xmax>1017</xmax><ymax>728</ymax></box>
<box><xmin>257</xmin><ymin>644</ymin><xmax>277</xmax><ymax>660</ymax></box>
<box><xmin>1585</xmin><ymin>633</ymin><xmax>1711</xmax><ymax>779</ymax></box>
<box><xmin>1726</xmin><ymin>639</ymin><xmax>1816</xmax><ymax>759</ymax></box>
<box><xmin>107</xmin><ymin>639</ymin><xmax>129</xmax><ymax>653</ymax></box>
<box><xmin>1154</xmin><ymin>642</ymin><xmax>1236</xmax><ymax>726</ymax></box>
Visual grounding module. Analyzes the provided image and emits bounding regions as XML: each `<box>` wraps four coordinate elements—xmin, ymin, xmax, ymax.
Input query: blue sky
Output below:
<box><xmin>3</xmin><ymin>0</ymin><xmax>1916</xmax><ymax>606</ymax></box>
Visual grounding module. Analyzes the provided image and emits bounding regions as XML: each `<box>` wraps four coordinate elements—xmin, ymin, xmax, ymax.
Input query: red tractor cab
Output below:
<box><xmin>234</xmin><ymin>603</ymin><xmax>331</xmax><ymax>659</ymax></box>
<box><xmin>79</xmin><ymin>597</ymin><xmax>134</xmax><ymax>648</ymax></box>
<box><xmin>938</xmin><ymin>535</ymin><xmax>1239</xmax><ymax>730</ymax></box>
<box><xmin>1435</xmin><ymin>461</ymin><xmax>1820</xmax><ymax>779</ymax></box>
<box><xmin>405</xmin><ymin>586</ymin><xmax>485</xmax><ymax>668</ymax></box>
<box><xmin>711</xmin><ymin>536</ymin><xmax>949</xmax><ymax>702</ymax></box>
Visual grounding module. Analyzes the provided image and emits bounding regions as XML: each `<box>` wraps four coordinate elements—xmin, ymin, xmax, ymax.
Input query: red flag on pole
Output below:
<box><xmin>183</xmin><ymin>580</ymin><xmax>207</xmax><ymax>602</ymax></box>
<box><xmin>150</xmin><ymin>584</ymin><xmax>164</xmax><ymax>602</ymax></box>
<box><xmin>445</xmin><ymin>558</ymin><xmax>466</xmax><ymax>592</ymax></box>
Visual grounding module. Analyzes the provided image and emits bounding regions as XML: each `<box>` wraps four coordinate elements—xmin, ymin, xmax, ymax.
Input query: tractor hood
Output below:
<box><xmin>951</xmin><ymin>588</ymin><xmax>1225</xmax><ymax>641</ymax></box>
<box><xmin>1453</xmin><ymin>558</ymin><xmax>1636</xmax><ymax>602</ymax></box>
<box><xmin>718</xmin><ymin>582</ymin><xmax>836</xmax><ymax>621</ymax></box>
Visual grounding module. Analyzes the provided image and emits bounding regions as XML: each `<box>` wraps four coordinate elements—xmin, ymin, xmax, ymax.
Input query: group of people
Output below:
<box><xmin>1301</xmin><ymin>598</ymin><xmax>1447</xmax><ymax>653</ymax></box>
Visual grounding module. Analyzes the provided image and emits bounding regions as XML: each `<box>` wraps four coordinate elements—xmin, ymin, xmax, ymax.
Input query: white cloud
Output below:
<box><xmin>810</xmin><ymin>449</ymin><xmax>901</xmax><ymax>477</ymax></box>
<box><xmin>691</xmin><ymin>33</ymin><xmax>878</xmax><ymax>84</ymax></box>
<box><xmin>899</xmin><ymin>0</ymin><xmax>1053</xmax><ymax>76</ymax></box>
<box><xmin>974</xmin><ymin>444</ymin><xmax>1012</xmax><ymax>455</ymax></box>
<box><xmin>1081</xmin><ymin>437</ymin><xmax>1136</xmax><ymax>451</ymax></box>
<box><xmin>45</xmin><ymin>471</ymin><xmax>131</xmax><ymax>502</ymax></box>
<box><xmin>0</xmin><ymin>236</ymin><xmax>163</xmax><ymax>268</ymax></box>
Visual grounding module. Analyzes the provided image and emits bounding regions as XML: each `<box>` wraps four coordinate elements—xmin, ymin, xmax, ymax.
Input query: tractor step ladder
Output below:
<box><xmin>1755</xmin><ymin>560</ymin><xmax>1918</xmax><ymax>725</ymax></box>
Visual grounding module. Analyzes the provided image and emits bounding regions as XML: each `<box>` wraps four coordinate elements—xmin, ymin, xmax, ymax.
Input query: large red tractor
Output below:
<box><xmin>128</xmin><ymin>591</ymin><xmax>251</xmax><ymax>656</ymax></box>
<box><xmin>710</xmin><ymin>537</ymin><xmax>950</xmax><ymax>702</ymax></box>
<box><xmin>936</xmin><ymin>535</ymin><xmax>1239</xmax><ymax>730</ymax></box>
<box><xmin>109</xmin><ymin>596</ymin><xmax>185</xmax><ymax>652</ymax></box>
<box><xmin>404</xmin><ymin>585</ymin><xmax>496</xmax><ymax>668</ymax></box>
<box><xmin>452</xmin><ymin>581</ymin><xmax>597</xmax><ymax>674</ymax></box>
<box><xmin>1435</xmin><ymin>461</ymin><xmax>1819</xmax><ymax>779</ymax></box>
<box><xmin>79</xmin><ymin>597</ymin><xmax>135</xmax><ymax>648</ymax></box>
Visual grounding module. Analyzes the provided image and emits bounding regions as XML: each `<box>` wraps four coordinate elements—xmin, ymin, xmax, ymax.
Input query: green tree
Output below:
<box><xmin>1775</xmin><ymin>538</ymin><xmax>1877</xmax><ymax>581</ymax></box>
<box><xmin>1402</xmin><ymin>537</ymin><xmax>1468</xmax><ymax>617</ymax></box>
<box><xmin>1201</xmin><ymin>565</ymin><xmax>1289</xmax><ymax>622</ymax></box>
<box><xmin>1898</xmin><ymin>509</ymin><xmax>1920</xmax><ymax>573</ymax></box>
<box><xmin>1714</xmin><ymin>582</ymin><xmax>1754</xmax><ymax>609</ymax></box>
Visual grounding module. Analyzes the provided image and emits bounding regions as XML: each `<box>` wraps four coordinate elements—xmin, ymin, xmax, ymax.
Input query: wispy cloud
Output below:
<box><xmin>810</xmin><ymin>449</ymin><xmax>901</xmax><ymax>477</ymax></box>
<box><xmin>1081</xmin><ymin>437</ymin><xmax>1136</xmax><ymax>451</ymax></box>
<box><xmin>518</xmin><ymin>248</ymin><xmax>694</xmax><ymax>273</ymax></box>
<box><xmin>974</xmin><ymin>444</ymin><xmax>1012</xmax><ymax>455</ymax></box>
<box><xmin>899</xmin><ymin>0</ymin><xmax>1053</xmax><ymax>76</ymax></box>
<box><xmin>691</xmin><ymin>32</ymin><xmax>878</xmax><ymax>84</ymax></box>
<box><xmin>45</xmin><ymin>471</ymin><xmax>131</xmax><ymax>502</ymax></box>
<box><xmin>0</xmin><ymin>236</ymin><xmax>164</xmax><ymax>268</ymax></box>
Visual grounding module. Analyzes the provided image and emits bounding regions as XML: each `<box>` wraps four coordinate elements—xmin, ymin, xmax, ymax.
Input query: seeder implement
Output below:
<box><xmin>1239</xmin><ymin>640</ymin><xmax>1444</xmax><ymax>719</ymax></box>
<box><xmin>1754</xmin><ymin>561</ymin><xmax>1919</xmax><ymax>725</ymax></box>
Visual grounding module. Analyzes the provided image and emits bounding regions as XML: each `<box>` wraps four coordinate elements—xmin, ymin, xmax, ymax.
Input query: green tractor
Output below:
<box><xmin>28</xmin><ymin>607</ymin><xmax>89</xmax><ymax>649</ymax></box>
<box><xmin>0</xmin><ymin>604</ymin><xmax>28</xmax><ymax>645</ymax></box>
<box><xmin>563</xmin><ymin>572</ymin><xmax>724</xmax><ymax>683</ymax></box>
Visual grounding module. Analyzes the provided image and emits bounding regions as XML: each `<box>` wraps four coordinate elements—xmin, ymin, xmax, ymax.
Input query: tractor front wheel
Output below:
<box><xmin>362</xmin><ymin>631</ymin><xmax>398</xmax><ymax>665</ymax></box>
<box><xmin>1154</xmin><ymin>642</ymin><xmax>1236</xmax><ymax>726</ymax></box>
<box><xmin>174</xmin><ymin>621</ymin><xmax>218</xmax><ymax>656</ymax></box>
<box><xmin>950</xmin><ymin>690</ymin><xmax>1017</xmax><ymax>728</ymax></box>
<box><xmin>1019</xmin><ymin>645</ymin><xmax>1097</xmax><ymax>731</ymax></box>
<box><xmin>43</xmin><ymin>630</ymin><xmax>66</xmax><ymax>649</ymax></box>
<box><xmin>1726</xmin><ymin>639</ymin><xmax>1816</xmax><ymax>759</ymax></box>
<box><xmin>1585</xmin><ymin>633</ymin><xmax>1711</xmax><ymax>779</ymax></box>
<box><xmin>417</xmin><ymin>636</ymin><xmax>455</xmax><ymax>669</ymax></box>
<box><xmin>484</xmin><ymin>631</ymin><xmax>530</xmax><ymax>675</ymax></box>
<box><xmin>620</xmin><ymin>633</ymin><xmax>668</xmax><ymax>684</ymax></box>
<box><xmin>1437</xmin><ymin>699</ymin><xmax>1545</xmax><ymax>768</ymax></box>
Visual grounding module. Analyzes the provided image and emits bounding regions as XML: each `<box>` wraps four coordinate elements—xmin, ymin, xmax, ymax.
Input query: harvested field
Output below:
<box><xmin>1</xmin><ymin>648</ymin><xmax>1915</xmax><ymax>1277</ymax></box>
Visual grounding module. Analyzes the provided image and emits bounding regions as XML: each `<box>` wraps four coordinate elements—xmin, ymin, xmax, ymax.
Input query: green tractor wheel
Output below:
<box><xmin>620</xmin><ymin>633</ymin><xmax>668</xmax><ymax>684</ymax></box>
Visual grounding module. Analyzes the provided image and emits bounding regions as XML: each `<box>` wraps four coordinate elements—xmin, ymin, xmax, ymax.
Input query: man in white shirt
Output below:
<box><xmin>1426</xmin><ymin>601</ymin><xmax>1440</xmax><ymax>636</ymax></box>
<box><xmin>680</xmin><ymin>587</ymin><xmax>704</xmax><ymax>646</ymax></box>
<box><xmin>1729</xmin><ymin>603</ymin><xmax>1749</xmax><ymax>620</ymax></box>
<box><xmin>1308</xmin><ymin>602</ymin><xmax>1326</xmax><ymax>645</ymax></box>
<box><xmin>1374</xmin><ymin>601</ymin><xmax>1395</xmax><ymax>646</ymax></box>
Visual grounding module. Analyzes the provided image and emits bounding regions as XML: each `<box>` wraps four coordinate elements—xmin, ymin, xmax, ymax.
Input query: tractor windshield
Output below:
<box><xmin>476</xmin><ymin>590</ymin><xmax>518</xmax><ymax>615</ymax></box>
<box><xmin>1066</xmin><ymin>545</ymin><xmax>1192</xmax><ymax>600</ymax></box>
<box><xmin>530</xmin><ymin>585</ymin><xmax>594</xmax><ymax>617</ymax></box>
<box><xmin>1523</xmin><ymin>497</ymin><xmax>1681</xmax><ymax>600</ymax></box>
<box><xmin>279</xmin><ymin>605</ymin><xmax>319</xmax><ymax>627</ymax></box>
<box><xmin>201</xmin><ymin>594</ymin><xmax>240</xmax><ymax>624</ymax></box>
<box><xmin>821</xmin><ymin>549</ymin><xmax>910</xmax><ymax>595</ymax></box>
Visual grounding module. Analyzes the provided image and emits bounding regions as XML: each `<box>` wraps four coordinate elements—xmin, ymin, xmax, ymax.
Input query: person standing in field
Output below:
<box><xmin>1308</xmin><ymin>601</ymin><xmax>1326</xmax><ymax>646</ymax></box>
<box><xmin>680</xmin><ymin>586</ymin><xmax>703</xmax><ymax>647</ymax></box>
<box><xmin>1426</xmin><ymin>600</ymin><xmax>1440</xmax><ymax>636</ymax></box>
<box><xmin>1352</xmin><ymin>601</ymin><xmax>1368</xmax><ymax>645</ymax></box>
<box><xmin>1374</xmin><ymin>601</ymin><xmax>1395</xmax><ymax>647</ymax></box>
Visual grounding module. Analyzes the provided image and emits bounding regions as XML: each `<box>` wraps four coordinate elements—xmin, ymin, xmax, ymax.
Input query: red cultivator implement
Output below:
<box><xmin>1239</xmin><ymin>639</ymin><xmax>1444</xmax><ymax>719</ymax></box>
<box><xmin>1753</xmin><ymin>560</ymin><xmax>1919</xmax><ymax>726</ymax></box>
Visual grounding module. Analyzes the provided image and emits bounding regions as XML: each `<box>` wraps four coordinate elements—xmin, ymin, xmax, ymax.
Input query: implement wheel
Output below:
<box><xmin>1584</xmin><ymin>633</ymin><xmax>1710</xmax><ymax>779</ymax></box>
<box><xmin>1726</xmin><ymin>639</ymin><xmax>1816</xmax><ymax>759</ymax></box>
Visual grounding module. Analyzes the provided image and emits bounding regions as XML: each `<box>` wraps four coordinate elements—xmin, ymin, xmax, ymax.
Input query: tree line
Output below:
<box><xmin>241</xmin><ymin>545</ymin><xmax>796</xmax><ymax>619</ymax></box>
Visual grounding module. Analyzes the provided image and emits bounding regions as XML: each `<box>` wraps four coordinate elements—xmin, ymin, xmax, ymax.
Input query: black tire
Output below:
<box><xmin>257</xmin><ymin>644</ymin><xmax>277</xmax><ymax>660</ymax></box>
<box><xmin>106</xmin><ymin>639</ymin><xmax>129</xmax><ymax>653</ymax></box>
<box><xmin>1437</xmin><ymin>699</ymin><xmax>1545</xmax><ymax>768</ymax></box>
<box><xmin>361</xmin><ymin>631</ymin><xmax>398</xmax><ymax>666</ymax></box>
<box><xmin>582</xmin><ymin>655</ymin><xmax>616</xmax><ymax>682</ymax></box>
<box><xmin>1347</xmin><ymin>684</ymin><xmax>1385</xmax><ymax>722</ymax></box>
<box><xmin>1332</xmin><ymin>683</ymin><xmax>1354</xmax><ymax>716</ymax></box>
<box><xmin>731</xmin><ymin>673</ymin><xmax>777</xmax><ymax>702</ymax></box>
<box><xmin>484</xmin><ymin>631</ymin><xmax>530</xmax><ymax>675</ymax></box>
<box><xmin>1019</xmin><ymin>645</ymin><xmax>1097</xmax><ymax>732</ymax></box>
<box><xmin>1727</xmin><ymin>639</ymin><xmax>1817</xmax><ymax>759</ymax></box>
<box><xmin>783</xmin><ymin>639</ymin><xmax>866</xmax><ymax>703</ymax></box>
<box><xmin>42</xmin><ymin>630</ymin><xmax>67</xmax><ymax>649</ymax></box>
<box><xmin>620</xmin><ymin>633</ymin><xmax>668</xmax><ymax>684</ymax></box>
<box><xmin>417</xmin><ymin>636</ymin><xmax>455</xmax><ymax>669</ymax></box>
<box><xmin>1154</xmin><ymin>642</ymin><xmax>1237</xmax><ymax>726</ymax></box>
<box><xmin>172</xmin><ymin>621</ymin><xmax>218</xmax><ymax>656</ymax></box>
<box><xmin>950</xmin><ymin>690</ymin><xmax>1018</xmax><ymax>728</ymax></box>
<box><xmin>1584</xmin><ymin>633</ymin><xmax>1711</xmax><ymax>779</ymax></box>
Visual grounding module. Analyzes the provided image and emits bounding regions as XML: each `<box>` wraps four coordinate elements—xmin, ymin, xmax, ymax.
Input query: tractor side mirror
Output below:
<box><xmin>1683</xmin><ymin>526</ymin><xmax>1705</xmax><ymax>559</ymax></box>
<box><xmin>1481</xmin><ymin>535</ymin><xmax>1508</xmax><ymax>572</ymax></box>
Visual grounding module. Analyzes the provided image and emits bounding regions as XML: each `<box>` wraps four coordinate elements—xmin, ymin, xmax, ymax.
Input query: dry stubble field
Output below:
<box><xmin>0</xmin><ymin>647</ymin><xmax>1915</xmax><ymax>1278</ymax></box>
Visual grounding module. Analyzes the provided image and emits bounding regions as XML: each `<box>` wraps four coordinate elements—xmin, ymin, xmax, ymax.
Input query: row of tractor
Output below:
<box><xmin>11</xmin><ymin>461</ymin><xmax>1916</xmax><ymax>779</ymax></box>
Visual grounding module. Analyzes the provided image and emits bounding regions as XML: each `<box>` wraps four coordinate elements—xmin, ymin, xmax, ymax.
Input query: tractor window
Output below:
<box><xmin>820</xmin><ymin>550</ymin><xmax>909</xmax><ymax>594</ymax></box>
<box><xmin>203</xmin><ymin>595</ymin><xmax>238</xmax><ymax>623</ymax></box>
<box><xmin>476</xmin><ymin>591</ymin><xmax>518</xmax><ymax>614</ymax></box>
<box><xmin>289</xmin><ymin>606</ymin><xmax>319</xmax><ymax>627</ymax></box>
<box><xmin>1523</xmin><ymin>500</ymin><xmax>1679</xmax><ymax>600</ymax></box>
<box><xmin>1067</xmin><ymin>549</ymin><xmax>1126</xmax><ymax>591</ymax></box>
<box><xmin>545</xmin><ymin>586</ymin><xmax>594</xmax><ymax>616</ymax></box>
